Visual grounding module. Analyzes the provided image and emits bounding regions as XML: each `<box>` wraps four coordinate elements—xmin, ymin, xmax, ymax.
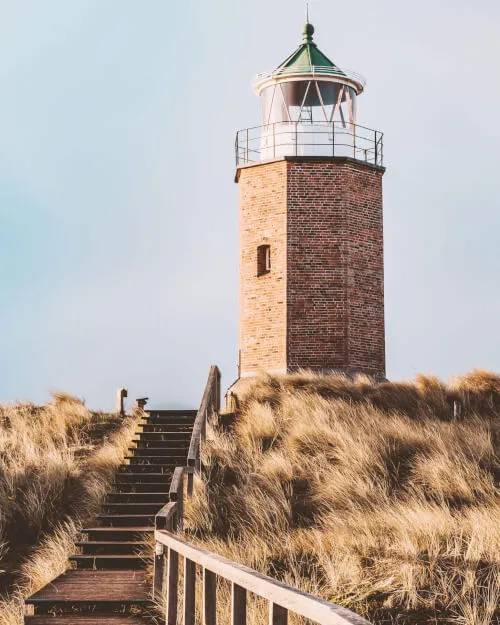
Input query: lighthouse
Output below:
<box><xmin>235</xmin><ymin>21</ymin><xmax>386</xmax><ymax>380</ymax></box>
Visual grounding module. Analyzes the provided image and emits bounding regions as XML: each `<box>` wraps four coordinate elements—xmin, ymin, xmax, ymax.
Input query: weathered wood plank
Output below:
<box><xmin>203</xmin><ymin>568</ymin><xmax>217</xmax><ymax>625</ymax></box>
<box><xmin>153</xmin><ymin>546</ymin><xmax>166</xmax><ymax>602</ymax></box>
<box><xmin>187</xmin><ymin>366</ymin><xmax>220</xmax><ymax>468</ymax></box>
<box><xmin>270</xmin><ymin>602</ymin><xmax>288</xmax><ymax>625</ymax></box>
<box><xmin>166</xmin><ymin>548</ymin><xmax>179</xmax><ymax>625</ymax></box>
<box><xmin>156</xmin><ymin>531</ymin><xmax>371</xmax><ymax>625</ymax></box>
<box><xmin>26</xmin><ymin>570</ymin><xmax>150</xmax><ymax>603</ymax></box>
<box><xmin>169</xmin><ymin>467</ymin><xmax>184</xmax><ymax>530</ymax></box>
<box><xmin>231</xmin><ymin>583</ymin><xmax>246</xmax><ymax>625</ymax></box>
<box><xmin>184</xmin><ymin>558</ymin><xmax>196</xmax><ymax>625</ymax></box>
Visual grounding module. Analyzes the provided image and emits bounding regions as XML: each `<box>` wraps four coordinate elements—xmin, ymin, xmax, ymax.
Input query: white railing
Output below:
<box><xmin>235</xmin><ymin>122</ymin><xmax>384</xmax><ymax>167</ymax></box>
<box><xmin>252</xmin><ymin>65</ymin><xmax>366</xmax><ymax>92</ymax></box>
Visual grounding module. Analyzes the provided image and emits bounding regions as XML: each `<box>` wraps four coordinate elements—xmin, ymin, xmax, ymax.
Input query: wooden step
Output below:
<box><xmin>146</xmin><ymin>409</ymin><xmax>197</xmax><ymax>417</ymax></box>
<box><xmin>69</xmin><ymin>554</ymin><xmax>150</xmax><ymax>570</ymax></box>
<box><xmin>132</xmin><ymin>440</ymin><xmax>190</xmax><ymax>448</ymax></box>
<box><xmin>96</xmin><ymin>514</ymin><xmax>155</xmax><ymax>527</ymax></box>
<box><xmin>81</xmin><ymin>528</ymin><xmax>153</xmax><ymax>542</ymax></box>
<box><xmin>25</xmin><ymin>617</ymin><xmax>155</xmax><ymax>624</ymax></box>
<box><xmin>111</xmin><ymin>482</ymin><xmax>171</xmax><ymax>493</ymax></box>
<box><xmin>114</xmin><ymin>472</ymin><xmax>172</xmax><ymax>482</ymax></box>
<box><xmin>134</xmin><ymin>431</ymin><xmax>191</xmax><ymax>439</ymax></box>
<box><xmin>143</xmin><ymin>418</ymin><xmax>195</xmax><ymax>427</ymax></box>
<box><xmin>118</xmin><ymin>465</ymin><xmax>174</xmax><ymax>474</ymax></box>
<box><xmin>25</xmin><ymin>569</ymin><xmax>151</xmax><ymax>608</ymax></box>
<box><xmin>138</xmin><ymin>424</ymin><xmax>192</xmax><ymax>432</ymax></box>
<box><xmin>106</xmin><ymin>492</ymin><xmax>169</xmax><ymax>503</ymax></box>
<box><xmin>75</xmin><ymin>541</ymin><xmax>148</xmax><ymax>555</ymax></box>
<box><xmin>128</xmin><ymin>447</ymin><xmax>188</xmax><ymax>456</ymax></box>
<box><xmin>124</xmin><ymin>456</ymin><xmax>186</xmax><ymax>464</ymax></box>
<box><xmin>102</xmin><ymin>503</ymin><xmax>164</xmax><ymax>515</ymax></box>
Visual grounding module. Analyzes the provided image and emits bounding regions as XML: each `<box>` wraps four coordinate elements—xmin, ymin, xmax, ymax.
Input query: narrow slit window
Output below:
<box><xmin>257</xmin><ymin>244</ymin><xmax>271</xmax><ymax>276</ymax></box>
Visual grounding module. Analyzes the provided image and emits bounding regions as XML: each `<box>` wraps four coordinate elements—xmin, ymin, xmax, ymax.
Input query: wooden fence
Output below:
<box><xmin>153</xmin><ymin>365</ymin><xmax>371</xmax><ymax>625</ymax></box>
<box><xmin>186</xmin><ymin>364</ymin><xmax>221</xmax><ymax>496</ymax></box>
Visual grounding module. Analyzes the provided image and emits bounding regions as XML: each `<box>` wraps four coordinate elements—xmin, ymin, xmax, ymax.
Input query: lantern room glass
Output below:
<box><xmin>260</xmin><ymin>80</ymin><xmax>357</xmax><ymax>127</ymax></box>
<box><xmin>259</xmin><ymin>79</ymin><xmax>359</xmax><ymax>159</ymax></box>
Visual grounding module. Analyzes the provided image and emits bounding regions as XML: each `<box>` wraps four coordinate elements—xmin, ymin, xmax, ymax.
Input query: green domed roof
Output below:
<box><xmin>276</xmin><ymin>22</ymin><xmax>346</xmax><ymax>77</ymax></box>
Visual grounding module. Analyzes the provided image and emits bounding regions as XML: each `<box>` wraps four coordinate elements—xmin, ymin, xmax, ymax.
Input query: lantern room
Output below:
<box><xmin>255</xmin><ymin>23</ymin><xmax>363</xmax><ymax>127</ymax></box>
<box><xmin>236</xmin><ymin>22</ymin><xmax>382</xmax><ymax>165</ymax></box>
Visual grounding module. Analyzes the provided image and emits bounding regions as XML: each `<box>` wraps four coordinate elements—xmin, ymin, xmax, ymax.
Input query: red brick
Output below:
<box><xmin>236</xmin><ymin>157</ymin><xmax>385</xmax><ymax>379</ymax></box>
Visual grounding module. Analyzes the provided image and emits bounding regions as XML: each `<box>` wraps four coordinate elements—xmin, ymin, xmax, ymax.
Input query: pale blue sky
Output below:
<box><xmin>1</xmin><ymin>0</ymin><xmax>499</xmax><ymax>410</ymax></box>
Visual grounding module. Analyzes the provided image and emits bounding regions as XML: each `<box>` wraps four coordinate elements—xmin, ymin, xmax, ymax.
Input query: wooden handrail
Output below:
<box><xmin>153</xmin><ymin>364</ymin><xmax>371</xmax><ymax>625</ymax></box>
<box><xmin>155</xmin><ymin>502</ymin><xmax>177</xmax><ymax>531</ymax></box>
<box><xmin>187</xmin><ymin>365</ymin><xmax>220</xmax><ymax>473</ymax></box>
<box><xmin>155</xmin><ymin>530</ymin><xmax>371</xmax><ymax>625</ymax></box>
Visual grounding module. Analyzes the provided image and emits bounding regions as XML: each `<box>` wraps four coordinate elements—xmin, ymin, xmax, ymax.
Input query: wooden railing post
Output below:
<box><xmin>270</xmin><ymin>602</ymin><xmax>288</xmax><ymax>625</ymax></box>
<box><xmin>135</xmin><ymin>397</ymin><xmax>148</xmax><ymax>411</ymax></box>
<box><xmin>169</xmin><ymin>467</ymin><xmax>184</xmax><ymax>531</ymax></box>
<box><xmin>215</xmin><ymin>367</ymin><xmax>221</xmax><ymax>412</ymax></box>
<box><xmin>184</xmin><ymin>558</ymin><xmax>196</xmax><ymax>625</ymax></box>
<box><xmin>116</xmin><ymin>388</ymin><xmax>128</xmax><ymax>416</ymax></box>
<box><xmin>166</xmin><ymin>547</ymin><xmax>179</xmax><ymax>625</ymax></box>
<box><xmin>232</xmin><ymin>583</ymin><xmax>246</xmax><ymax>625</ymax></box>
<box><xmin>153</xmin><ymin>542</ymin><xmax>166</xmax><ymax>602</ymax></box>
<box><xmin>186</xmin><ymin>466</ymin><xmax>194</xmax><ymax>498</ymax></box>
<box><xmin>203</xmin><ymin>568</ymin><xmax>217</xmax><ymax>625</ymax></box>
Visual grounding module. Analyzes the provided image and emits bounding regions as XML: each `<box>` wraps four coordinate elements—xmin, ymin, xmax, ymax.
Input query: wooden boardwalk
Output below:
<box><xmin>25</xmin><ymin>409</ymin><xmax>196</xmax><ymax>625</ymax></box>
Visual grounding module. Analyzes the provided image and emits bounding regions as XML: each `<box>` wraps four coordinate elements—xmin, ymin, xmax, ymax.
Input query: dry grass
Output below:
<box><xmin>0</xmin><ymin>393</ymin><xmax>140</xmax><ymax>624</ymax></box>
<box><xmin>185</xmin><ymin>370</ymin><xmax>500</xmax><ymax>625</ymax></box>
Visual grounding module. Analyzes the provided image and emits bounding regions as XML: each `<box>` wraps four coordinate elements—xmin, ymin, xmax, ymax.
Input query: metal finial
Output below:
<box><xmin>306</xmin><ymin>2</ymin><xmax>309</xmax><ymax>23</ymax></box>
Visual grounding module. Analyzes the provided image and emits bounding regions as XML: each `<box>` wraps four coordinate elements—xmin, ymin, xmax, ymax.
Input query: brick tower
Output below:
<box><xmin>235</xmin><ymin>22</ymin><xmax>385</xmax><ymax>380</ymax></box>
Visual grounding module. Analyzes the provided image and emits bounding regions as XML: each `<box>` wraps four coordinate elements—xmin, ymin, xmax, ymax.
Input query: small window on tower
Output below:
<box><xmin>257</xmin><ymin>244</ymin><xmax>271</xmax><ymax>276</ymax></box>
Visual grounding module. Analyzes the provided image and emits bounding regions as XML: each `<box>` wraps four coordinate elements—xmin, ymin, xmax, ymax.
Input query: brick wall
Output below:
<box><xmin>287</xmin><ymin>159</ymin><xmax>385</xmax><ymax>377</ymax></box>
<box><xmin>238</xmin><ymin>160</ymin><xmax>288</xmax><ymax>375</ymax></box>
<box><xmin>237</xmin><ymin>157</ymin><xmax>385</xmax><ymax>379</ymax></box>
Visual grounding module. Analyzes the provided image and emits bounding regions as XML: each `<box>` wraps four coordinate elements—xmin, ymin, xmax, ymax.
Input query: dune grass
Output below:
<box><xmin>185</xmin><ymin>371</ymin><xmax>500</xmax><ymax>625</ymax></box>
<box><xmin>0</xmin><ymin>393</ymin><xmax>140</xmax><ymax>624</ymax></box>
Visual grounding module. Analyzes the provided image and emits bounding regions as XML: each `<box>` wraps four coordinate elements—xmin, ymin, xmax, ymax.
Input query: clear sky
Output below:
<box><xmin>1</xmin><ymin>0</ymin><xmax>499</xmax><ymax>411</ymax></box>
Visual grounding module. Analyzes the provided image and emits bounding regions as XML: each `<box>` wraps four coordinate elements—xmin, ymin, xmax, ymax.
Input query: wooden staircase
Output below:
<box><xmin>24</xmin><ymin>409</ymin><xmax>197</xmax><ymax>625</ymax></box>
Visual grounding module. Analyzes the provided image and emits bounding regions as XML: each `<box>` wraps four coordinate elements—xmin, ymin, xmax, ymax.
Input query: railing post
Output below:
<box><xmin>178</xmin><ymin>473</ymin><xmax>184</xmax><ymax>531</ymax></box>
<box><xmin>116</xmin><ymin>388</ymin><xmax>127</xmax><ymax>416</ymax></box>
<box><xmin>270</xmin><ymin>603</ymin><xmax>288</xmax><ymax>625</ymax></box>
<box><xmin>332</xmin><ymin>121</ymin><xmax>335</xmax><ymax>157</ymax></box>
<box><xmin>169</xmin><ymin>467</ymin><xmax>184</xmax><ymax>531</ymax></box>
<box><xmin>187</xmin><ymin>466</ymin><xmax>194</xmax><ymax>498</ymax></box>
<box><xmin>136</xmin><ymin>397</ymin><xmax>148</xmax><ymax>411</ymax></box>
<box><xmin>216</xmin><ymin>367</ymin><xmax>221</xmax><ymax>411</ymax></box>
<box><xmin>184</xmin><ymin>558</ymin><xmax>196</xmax><ymax>625</ymax></box>
<box><xmin>166</xmin><ymin>547</ymin><xmax>179</xmax><ymax>625</ymax></box>
<box><xmin>246</xmin><ymin>128</ymin><xmax>249</xmax><ymax>164</ymax></box>
<box><xmin>203</xmin><ymin>568</ymin><xmax>217</xmax><ymax>625</ymax></box>
<box><xmin>232</xmin><ymin>583</ymin><xmax>246</xmax><ymax>625</ymax></box>
<box><xmin>295</xmin><ymin>122</ymin><xmax>298</xmax><ymax>156</ymax></box>
<box><xmin>273</xmin><ymin>123</ymin><xmax>276</xmax><ymax>159</ymax></box>
<box><xmin>153</xmin><ymin>542</ymin><xmax>166</xmax><ymax>602</ymax></box>
<box><xmin>374</xmin><ymin>130</ymin><xmax>378</xmax><ymax>166</ymax></box>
